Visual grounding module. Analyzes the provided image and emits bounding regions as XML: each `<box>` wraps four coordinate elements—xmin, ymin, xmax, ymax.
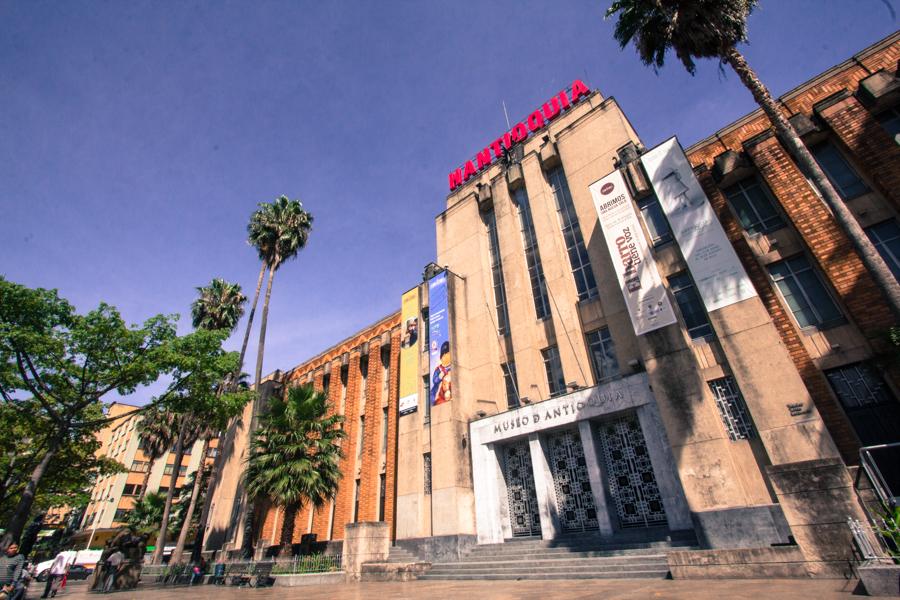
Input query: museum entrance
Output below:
<box><xmin>547</xmin><ymin>429</ymin><xmax>600</xmax><ymax>533</ymax></box>
<box><xmin>595</xmin><ymin>413</ymin><xmax>667</xmax><ymax>529</ymax></box>
<box><xmin>501</xmin><ymin>440</ymin><xmax>542</xmax><ymax>537</ymax></box>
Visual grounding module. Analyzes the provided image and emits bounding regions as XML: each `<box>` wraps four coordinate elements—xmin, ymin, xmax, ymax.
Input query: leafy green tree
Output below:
<box><xmin>127</xmin><ymin>491</ymin><xmax>183</xmax><ymax>537</ymax></box>
<box><xmin>0</xmin><ymin>278</ymin><xmax>177</xmax><ymax>550</ymax></box>
<box><xmin>244</xmin><ymin>384</ymin><xmax>344</xmax><ymax>550</ymax></box>
<box><xmin>149</xmin><ymin>332</ymin><xmax>253</xmax><ymax>564</ymax></box>
<box><xmin>605</xmin><ymin>0</ymin><xmax>900</xmax><ymax>318</ymax></box>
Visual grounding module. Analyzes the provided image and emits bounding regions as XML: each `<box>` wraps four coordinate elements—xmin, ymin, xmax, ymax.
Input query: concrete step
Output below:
<box><xmin>428</xmin><ymin>562</ymin><xmax>667</xmax><ymax>574</ymax></box>
<box><xmin>463</xmin><ymin>548</ymin><xmax>692</xmax><ymax>561</ymax></box>
<box><xmin>418</xmin><ymin>570</ymin><xmax>668</xmax><ymax>581</ymax></box>
<box><xmin>468</xmin><ymin>539</ymin><xmax>694</xmax><ymax>553</ymax></box>
<box><xmin>431</xmin><ymin>557</ymin><xmax>667</xmax><ymax>569</ymax></box>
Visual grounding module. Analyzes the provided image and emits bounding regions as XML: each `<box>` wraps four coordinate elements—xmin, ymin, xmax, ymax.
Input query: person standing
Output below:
<box><xmin>0</xmin><ymin>544</ymin><xmax>25</xmax><ymax>600</ymax></box>
<box><xmin>102</xmin><ymin>550</ymin><xmax>124</xmax><ymax>593</ymax></box>
<box><xmin>41</xmin><ymin>552</ymin><xmax>70</xmax><ymax>598</ymax></box>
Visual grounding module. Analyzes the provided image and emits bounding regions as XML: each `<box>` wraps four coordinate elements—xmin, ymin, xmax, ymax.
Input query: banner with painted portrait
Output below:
<box><xmin>399</xmin><ymin>287</ymin><xmax>420</xmax><ymax>416</ymax></box>
<box><xmin>428</xmin><ymin>272</ymin><xmax>452</xmax><ymax>407</ymax></box>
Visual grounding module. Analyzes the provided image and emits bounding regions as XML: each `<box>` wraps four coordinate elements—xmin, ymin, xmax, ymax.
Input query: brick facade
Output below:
<box><xmin>686</xmin><ymin>32</ymin><xmax>900</xmax><ymax>462</ymax></box>
<box><xmin>252</xmin><ymin>312</ymin><xmax>401</xmax><ymax>550</ymax></box>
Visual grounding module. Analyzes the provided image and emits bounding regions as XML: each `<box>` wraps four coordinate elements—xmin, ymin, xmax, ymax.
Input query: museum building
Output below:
<box><xmin>206</xmin><ymin>32</ymin><xmax>900</xmax><ymax>576</ymax></box>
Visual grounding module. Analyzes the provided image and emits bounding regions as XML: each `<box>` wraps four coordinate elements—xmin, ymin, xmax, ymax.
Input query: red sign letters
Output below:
<box><xmin>448</xmin><ymin>79</ymin><xmax>591</xmax><ymax>191</ymax></box>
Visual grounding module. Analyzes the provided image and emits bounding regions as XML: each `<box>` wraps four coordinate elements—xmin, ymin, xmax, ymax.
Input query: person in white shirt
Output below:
<box><xmin>41</xmin><ymin>553</ymin><xmax>70</xmax><ymax>599</ymax></box>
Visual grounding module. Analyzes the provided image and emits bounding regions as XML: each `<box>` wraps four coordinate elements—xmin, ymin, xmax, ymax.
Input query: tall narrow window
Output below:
<box><xmin>708</xmin><ymin>376</ymin><xmax>755</xmax><ymax>441</ymax></box>
<box><xmin>421</xmin><ymin>307</ymin><xmax>430</xmax><ymax>349</ymax></box>
<box><xmin>322</xmin><ymin>373</ymin><xmax>331</xmax><ymax>399</ymax></box>
<box><xmin>586</xmin><ymin>327</ymin><xmax>619</xmax><ymax>383</ymax></box>
<box><xmin>768</xmin><ymin>255</ymin><xmax>843</xmax><ymax>329</ymax></box>
<box><xmin>811</xmin><ymin>141</ymin><xmax>869</xmax><ymax>200</ymax></box>
<box><xmin>422</xmin><ymin>375</ymin><xmax>431</xmax><ymax>424</ymax></box>
<box><xmin>825</xmin><ymin>362</ymin><xmax>900</xmax><ymax>446</ymax></box>
<box><xmin>378</xmin><ymin>474</ymin><xmax>386</xmax><ymax>522</ymax></box>
<box><xmin>547</xmin><ymin>166</ymin><xmax>598</xmax><ymax>300</ymax></box>
<box><xmin>381</xmin><ymin>346</ymin><xmax>390</xmax><ymax>403</ymax></box>
<box><xmin>327</xmin><ymin>501</ymin><xmax>336</xmax><ymax>540</ymax></box>
<box><xmin>876</xmin><ymin>106</ymin><xmax>900</xmax><ymax>139</ymax></box>
<box><xmin>359</xmin><ymin>354</ymin><xmax>369</xmax><ymax>404</ymax></box>
<box><xmin>541</xmin><ymin>345</ymin><xmax>566</xmax><ymax>398</ymax></box>
<box><xmin>356</xmin><ymin>416</ymin><xmax>366</xmax><ymax>463</ymax></box>
<box><xmin>485</xmin><ymin>209</ymin><xmax>511</xmax><ymax>335</ymax></box>
<box><xmin>866</xmin><ymin>220</ymin><xmax>900</xmax><ymax>280</ymax></box>
<box><xmin>668</xmin><ymin>272</ymin><xmax>713</xmax><ymax>339</ymax></box>
<box><xmin>723</xmin><ymin>177</ymin><xmax>785</xmax><ymax>234</ymax></box>
<box><xmin>502</xmin><ymin>361</ymin><xmax>519</xmax><ymax>409</ymax></box>
<box><xmin>513</xmin><ymin>187</ymin><xmax>551</xmax><ymax>320</ymax></box>
<box><xmin>423</xmin><ymin>453</ymin><xmax>432</xmax><ymax>495</ymax></box>
<box><xmin>638</xmin><ymin>194</ymin><xmax>672</xmax><ymax>246</ymax></box>
<box><xmin>339</xmin><ymin>365</ymin><xmax>348</xmax><ymax>415</ymax></box>
<box><xmin>381</xmin><ymin>407</ymin><xmax>388</xmax><ymax>454</ymax></box>
<box><xmin>352</xmin><ymin>479</ymin><xmax>360</xmax><ymax>523</ymax></box>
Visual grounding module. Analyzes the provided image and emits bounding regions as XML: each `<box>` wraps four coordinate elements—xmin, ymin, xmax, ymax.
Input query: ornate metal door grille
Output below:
<box><xmin>596</xmin><ymin>413</ymin><xmax>666</xmax><ymax>528</ymax></box>
<box><xmin>547</xmin><ymin>429</ymin><xmax>599</xmax><ymax>533</ymax></box>
<box><xmin>502</xmin><ymin>441</ymin><xmax>542</xmax><ymax>537</ymax></box>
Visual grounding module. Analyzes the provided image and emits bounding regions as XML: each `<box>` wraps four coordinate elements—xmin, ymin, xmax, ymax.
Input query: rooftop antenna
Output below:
<box><xmin>501</xmin><ymin>100</ymin><xmax>511</xmax><ymax>130</ymax></box>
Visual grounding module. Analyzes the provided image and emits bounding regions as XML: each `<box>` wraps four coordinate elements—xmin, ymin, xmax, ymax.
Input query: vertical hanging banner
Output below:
<box><xmin>590</xmin><ymin>169</ymin><xmax>677</xmax><ymax>335</ymax></box>
<box><xmin>428</xmin><ymin>272</ymin><xmax>452</xmax><ymax>406</ymax></box>
<box><xmin>641</xmin><ymin>137</ymin><xmax>757</xmax><ymax>312</ymax></box>
<box><xmin>398</xmin><ymin>287</ymin><xmax>420</xmax><ymax>416</ymax></box>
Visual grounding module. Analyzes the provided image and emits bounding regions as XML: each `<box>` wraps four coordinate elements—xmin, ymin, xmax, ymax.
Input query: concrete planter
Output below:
<box><xmin>858</xmin><ymin>563</ymin><xmax>900</xmax><ymax>597</ymax></box>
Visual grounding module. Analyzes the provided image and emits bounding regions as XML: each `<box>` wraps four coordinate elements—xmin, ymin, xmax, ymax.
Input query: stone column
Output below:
<box><xmin>529</xmin><ymin>433</ymin><xmax>561</xmax><ymax>540</ymax></box>
<box><xmin>577</xmin><ymin>421</ymin><xmax>614</xmax><ymax>535</ymax></box>
<box><xmin>343</xmin><ymin>522</ymin><xmax>390</xmax><ymax>582</ymax></box>
<box><xmin>637</xmin><ymin>403</ymin><xmax>693</xmax><ymax>531</ymax></box>
<box><xmin>472</xmin><ymin>441</ymin><xmax>507</xmax><ymax>544</ymax></box>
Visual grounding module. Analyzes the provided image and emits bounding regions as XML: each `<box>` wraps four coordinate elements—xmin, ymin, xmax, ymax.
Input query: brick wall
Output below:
<box><xmin>252</xmin><ymin>313</ymin><xmax>401</xmax><ymax>548</ymax></box>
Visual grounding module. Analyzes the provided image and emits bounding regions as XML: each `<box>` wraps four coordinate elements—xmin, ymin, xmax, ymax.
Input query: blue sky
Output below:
<box><xmin>1</xmin><ymin>1</ymin><xmax>897</xmax><ymax>403</ymax></box>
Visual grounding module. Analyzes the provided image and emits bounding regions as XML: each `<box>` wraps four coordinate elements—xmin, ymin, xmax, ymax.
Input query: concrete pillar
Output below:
<box><xmin>637</xmin><ymin>403</ymin><xmax>693</xmax><ymax>531</ymax></box>
<box><xmin>528</xmin><ymin>433</ymin><xmax>561</xmax><ymax>540</ymax></box>
<box><xmin>343</xmin><ymin>522</ymin><xmax>390</xmax><ymax>582</ymax></box>
<box><xmin>472</xmin><ymin>442</ymin><xmax>507</xmax><ymax>544</ymax></box>
<box><xmin>577</xmin><ymin>421</ymin><xmax>614</xmax><ymax>536</ymax></box>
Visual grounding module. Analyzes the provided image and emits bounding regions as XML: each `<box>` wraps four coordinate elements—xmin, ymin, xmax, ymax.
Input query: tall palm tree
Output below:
<box><xmin>605</xmin><ymin>0</ymin><xmax>900</xmax><ymax>319</ymax></box>
<box><xmin>243</xmin><ymin>384</ymin><xmax>345</xmax><ymax>550</ymax></box>
<box><xmin>136</xmin><ymin>408</ymin><xmax>176</xmax><ymax>500</ymax></box>
<box><xmin>191</xmin><ymin>278</ymin><xmax>247</xmax><ymax>333</ymax></box>
<box><xmin>247</xmin><ymin>196</ymin><xmax>313</xmax><ymax>388</ymax></box>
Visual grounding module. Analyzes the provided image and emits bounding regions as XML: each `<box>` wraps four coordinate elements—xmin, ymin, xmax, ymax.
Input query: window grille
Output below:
<box><xmin>708</xmin><ymin>376</ymin><xmax>755</xmax><ymax>441</ymax></box>
<box><xmin>423</xmin><ymin>453</ymin><xmax>432</xmax><ymax>495</ymax></box>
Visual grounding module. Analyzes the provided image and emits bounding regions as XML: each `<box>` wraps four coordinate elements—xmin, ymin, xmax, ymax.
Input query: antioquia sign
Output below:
<box><xmin>448</xmin><ymin>79</ymin><xmax>592</xmax><ymax>191</ymax></box>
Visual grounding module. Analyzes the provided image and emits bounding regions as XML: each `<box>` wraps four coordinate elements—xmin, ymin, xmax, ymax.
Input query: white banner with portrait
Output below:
<box><xmin>589</xmin><ymin>169</ymin><xmax>677</xmax><ymax>335</ymax></box>
<box><xmin>641</xmin><ymin>137</ymin><xmax>757</xmax><ymax>312</ymax></box>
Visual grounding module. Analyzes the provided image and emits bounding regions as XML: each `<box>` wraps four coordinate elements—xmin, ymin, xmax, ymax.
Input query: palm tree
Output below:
<box><xmin>247</xmin><ymin>196</ymin><xmax>313</xmax><ymax>388</ymax></box>
<box><xmin>136</xmin><ymin>408</ymin><xmax>176</xmax><ymax>500</ymax></box>
<box><xmin>127</xmin><ymin>491</ymin><xmax>168</xmax><ymax>536</ymax></box>
<box><xmin>169</xmin><ymin>421</ymin><xmax>218</xmax><ymax>565</ymax></box>
<box><xmin>243</xmin><ymin>384</ymin><xmax>345</xmax><ymax>551</ymax></box>
<box><xmin>605</xmin><ymin>0</ymin><xmax>900</xmax><ymax>319</ymax></box>
<box><xmin>191</xmin><ymin>278</ymin><xmax>247</xmax><ymax>333</ymax></box>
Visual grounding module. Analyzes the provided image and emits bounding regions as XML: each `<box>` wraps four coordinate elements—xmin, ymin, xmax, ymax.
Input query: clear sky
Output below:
<box><xmin>1</xmin><ymin>1</ymin><xmax>897</xmax><ymax>403</ymax></box>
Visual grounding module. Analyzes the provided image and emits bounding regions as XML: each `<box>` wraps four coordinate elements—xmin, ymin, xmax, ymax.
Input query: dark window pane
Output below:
<box><xmin>866</xmin><ymin>220</ymin><xmax>900</xmax><ymax>280</ymax></box>
<box><xmin>547</xmin><ymin>167</ymin><xmax>597</xmax><ymax>300</ymax></box>
<box><xmin>668</xmin><ymin>273</ymin><xmax>712</xmax><ymax>339</ymax></box>
<box><xmin>514</xmin><ymin>187</ymin><xmax>552</xmax><ymax>319</ymax></box>
<box><xmin>586</xmin><ymin>328</ymin><xmax>619</xmax><ymax>383</ymax></box>
<box><xmin>811</xmin><ymin>141</ymin><xmax>869</xmax><ymax>200</ymax></box>
<box><xmin>876</xmin><ymin>107</ymin><xmax>900</xmax><ymax>139</ymax></box>
<box><xmin>825</xmin><ymin>363</ymin><xmax>900</xmax><ymax>446</ymax></box>
<box><xmin>723</xmin><ymin>177</ymin><xmax>785</xmax><ymax>234</ymax></box>
<box><xmin>542</xmin><ymin>346</ymin><xmax>566</xmax><ymax>397</ymax></box>
<box><xmin>768</xmin><ymin>255</ymin><xmax>843</xmax><ymax>328</ymax></box>
<box><xmin>638</xmin><ymin>195</ymin><xmax>672</xmax><ymax>245</ymax></box>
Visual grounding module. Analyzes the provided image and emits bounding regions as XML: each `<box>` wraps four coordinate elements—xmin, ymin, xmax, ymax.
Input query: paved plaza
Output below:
<box><xmin>40</xmin><ymin>577</ymin><xmax>886</xmax><ymax>599</ymax></box>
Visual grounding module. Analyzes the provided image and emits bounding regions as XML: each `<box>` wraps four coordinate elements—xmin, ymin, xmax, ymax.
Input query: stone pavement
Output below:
<box><xmin>39</xmin><ymin>577</ymin><xmax>883</xmax><ymax>599</ymax></box>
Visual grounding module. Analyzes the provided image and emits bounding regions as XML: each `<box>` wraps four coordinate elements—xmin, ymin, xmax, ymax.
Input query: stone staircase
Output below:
<box><xmin>385</xmin><ymin>546</ymin><xmax>421</xmax><ymax>564</ymax></box>
<box><xmin>414</xmin><ymin>534</ymin><xmax>696</xmax><ymax>581</ymax></box>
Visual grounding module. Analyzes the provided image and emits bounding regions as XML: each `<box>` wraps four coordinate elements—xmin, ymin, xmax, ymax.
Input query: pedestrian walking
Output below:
<box><xmin>102</xmin><ymin>550</ymin><xmax>124</xmax><ymax>593</ymax></box>
<box><xmin>41</xmin><ymin>552</ymin><xmax>70</xmax><ymax>598</ymax></box>
<box><xmin>0</xmin><ymin>544</ymin><xmax>26</xmax><ymax>600</ymax></box>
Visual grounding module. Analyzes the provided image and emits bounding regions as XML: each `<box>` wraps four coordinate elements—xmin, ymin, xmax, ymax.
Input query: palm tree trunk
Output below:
<box><xmin>253</xmin><ymin>261</ymin><xmax>279</xmax><ymax>387</ymax></box>
<box><xmin>0</xmin><ymin>438</ymin><xmax>59</xmax><ymax>551</ymax></box>
<box><xmin>170</xmin><ymin>437</ymin><xmax>209</xmax><ymax>565</ymax></box>
<box><xmin>152</xmin><ymin>419</ymin><xmax>188</xmax><ymax>564</ymax></box>
<box><xmin>723</xmin><ymin>46</ymin><xmax>900</xmax><ymax>320</ymax></box>
<box><xmin>234</xmin><ymin>263</ymin><xmax>267</xmax><ymax>385</ymax></box>
<box><xmin>138</xmin><ymin>457</ymin><xmax>156</xmax><ymax>501</ymax></box>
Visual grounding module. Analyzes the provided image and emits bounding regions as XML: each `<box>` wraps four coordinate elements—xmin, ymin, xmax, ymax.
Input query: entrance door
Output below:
<box><xmin>596</xmin><ymin>413</ymin><xmax>667</xmax><ymax>528</ymax></box>
<box><xmin>547</xmin><ymin>429</ymin><xmax>599</xmax><ymax>533</ymax></box>
<box><xmin>502</xmin><ymin>441</ymin><xmax>542</xmax><ymax>537</ymax></box>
